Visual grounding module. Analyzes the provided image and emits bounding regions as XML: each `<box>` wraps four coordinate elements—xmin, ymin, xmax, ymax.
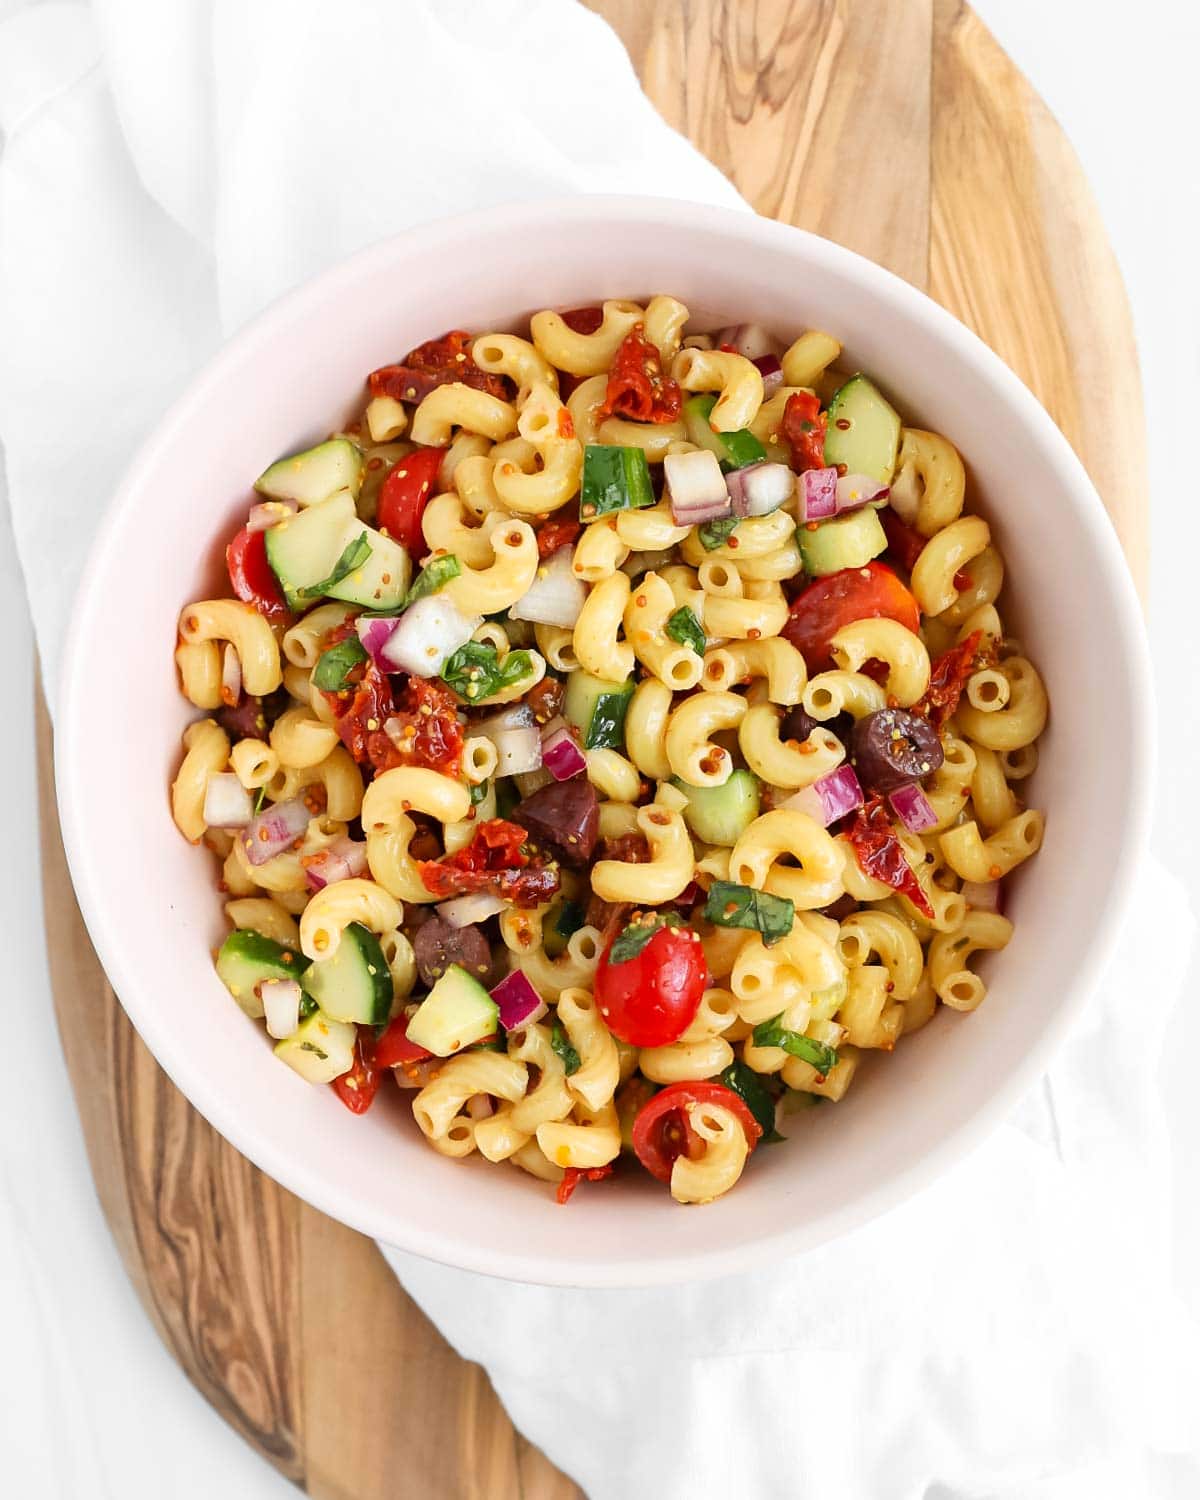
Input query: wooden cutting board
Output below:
<box><xmin>35</xmin><ymin>4</ymin><xmax>1146</xmax><ymax>1496</ymax></box>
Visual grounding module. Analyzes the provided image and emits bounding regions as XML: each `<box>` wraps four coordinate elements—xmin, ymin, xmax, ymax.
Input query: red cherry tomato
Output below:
<box><xmin>593</xmin><ymin>920</ymin><xmax>708</xmax><ymax>1047</ymax></box>
<box><xmin>631</xmin><ymin>1082</ymin><xmax>762</xmax><ymax>1184</ymax></box>
<box><xmin>783</xmin><ymin>560</ymin><xmax>920</xmax><ymax>673</ymax></box>
<box><xmin>374</xmin><ymin>1012</ymin><xmax>432</xmax><ymax>1071</ymax></box>
<box><xmin>332</xmin><ymin>1028</ymin><xmax>381</xmax><ymax>1114</ymax></box>
<box><xmin>376</xmin><ymin>446</ymin><xmax>444</xmax><ymax>555</ymax></box>
<box><xmin>227</xmin><ymin>526</ymin><xmax>290</xmax><ymax>623</ymax></box>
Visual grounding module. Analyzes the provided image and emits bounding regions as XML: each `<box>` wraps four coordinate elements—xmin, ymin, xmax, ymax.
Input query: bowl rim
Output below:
<box><xmin>55</xmin><ymin>194</ymin><xmax>1153</xmax><ymax>1287</ymax></box>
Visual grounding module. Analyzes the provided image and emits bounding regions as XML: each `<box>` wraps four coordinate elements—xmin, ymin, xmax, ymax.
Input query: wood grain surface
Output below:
<box><xmin>36</xmin><ymin>4</ymin><xmax>1146</xmax><ymax>1498</ymax></box>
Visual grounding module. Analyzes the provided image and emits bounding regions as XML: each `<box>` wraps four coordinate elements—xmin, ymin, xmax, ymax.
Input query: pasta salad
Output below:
<box><xmin>172</xmin><ymin>298</ymin><xmax>1047</xmax><ymax>1206</ymax></box>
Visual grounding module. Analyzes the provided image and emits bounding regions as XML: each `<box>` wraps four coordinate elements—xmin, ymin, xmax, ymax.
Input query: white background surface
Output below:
<box><xmin>1</xmin><ymin>2</ymin><xmax>1196</xmax><ymax>1495</ymax></box>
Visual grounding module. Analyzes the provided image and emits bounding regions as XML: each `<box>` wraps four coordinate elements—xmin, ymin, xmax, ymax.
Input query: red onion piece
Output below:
<box><xmin>246</xmin><ymin>498</ymin><xmax>298</xmax><ymax>533</ymax></box>
<box><xmin>241</xmin><ymin>796</ymin><xmax>310</xmax><ymax>865</ymax></box>
<box><xmin>715</xmin><ymin>323</ymin><xmax>784</xmax><ymax>362</ymax></box>
<box><xmin>305</xmin><ymin>835</ymin><xmax>368</xmax><ymax>891</ymax></box>
<box><xmin>726</xmin><ymin>461</ymin><xmax>793</xmax><ymax>519</ymax></box>
<box><xmin>783</xmin><ymin>765</ymin><xmax>865</xmax><ymax>828</ymax></box>
<box><xmin>262</xmin><ymin>978</ymin><xmax>302</xmax><ymax>1039</ymax></box>
<box><xmin>510</xmin><ymin>547</ymin><xmax>586</xmax><ymax>628</ymax></box>
<box><xmin>960</xmin><ymin>879</ymin><xmax>1003</xmax><ymax>913</ymax></box>
<box><xmin>665</xmin><ymin>449</ymin><xmax>731</xmax><ymax>526</ymax></box>
<box><xmin>356</xmin><ymin>613</ymin><xmax>400</xmax><ymax>669</ymax></box>
<box><xmin>490</xmin><ymin>970</ymin><xmax>548</xmax><ymax>1031</ymax></box>
<box><xmin>541</xmin><ymin>721</ymin><xmax>587</xmax><ymax>781</ymax></box>
<box><xmin>836</xmin><ymin>473</ymin><xmax>890</xmax><ymax>513</ymax></box>
<box><xmin>437</xmin><ymin>891</ymin><xmax>508</xmax><ymax>927</ymax></box>
<box><xmin>203</xmin><ymin>772</ymin><xmax>254</xmax><ymax>829</ymax></box>
<box><xmin>221</xmin><ymin>644</ymin><xmax>242</xmax><ymax>707</ymax></box>
<box><xmin>888</xmin><ymin>783</ymin><xmax>938</xmax><ymax>832</ymax></box>
<box><xmin>381</xmin><ymin>595</ymin><xmax>481</xmax><ymax>677</ymax></box>
<box><xmin>752</xmin><ymin>353</ymin><xmax>783</xmax><ymax>396</ymax></box>
<box><xmin>800</xmin><ymin>467</ymin><xmax>838</xmax><ymax>521</ymax></box>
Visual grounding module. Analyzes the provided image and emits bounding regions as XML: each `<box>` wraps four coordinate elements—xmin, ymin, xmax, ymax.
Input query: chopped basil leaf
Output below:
<box><xmin>698</xmin><ymin>517</ymin><xmax>738</xmax><ymax>551</ymax></box>
<box><xmin>751</xmin><ymin>1014</ymin><xmax>839</xmax><ymax>1075</ymax></box>
<box><xmin>584</xmin><ymin>686</ymin><xmax>634</xmax><ymax>750</ymax></box>
<box><xmin>551</xmin><ymin>1020</ymin><xmax>581</xmax><ymax>1075</ymax></box>
<box><xmin>312</xmin><ymin>634</ymin><xmax>367</xmax><ymax>691</ymax></box>
<box><xmin>718</xmin><ymin>1060</ymin><xmax>781</xmax><ymax>1141</ymax></box>
<box><xmin>253</xmin><ymin>783</ymin><xmax>268</xmax><ymax>815</ymax></box>
<box><xmin>554</xmin><ymin>899</ymin><xmax>586</xmax><ymax>940</ymax></box>
<box><xmin>493</xmin><ymin>778</ymin><xmax>519</xmax><ymax>820</ymax></box>
<box><xmin>296</xmin><ymin>532</ymin><xmax>372</xmax><ymax>599</ymax></box>
<box><xmin>469</xmin><ymin>778</ymin><xmax>489</xmax><ymax>807</ymax></box>
<box><xmin>404</xmin><ymin>552</ymin><xmax>461</xmax><ymax>606</ymax></box>
<box><xmin>702</xmin><ymin>880</ymin><xmax>794</xmax><ymax>947</ymax></box>
<box><xmin>441</xmin><ymin>642</ymin><xmax>536</xmax><ymax>703</ymax></box>
<box><xmin>298</xmin><ymin>1040</ymin><xmax>328</xmax><ymax>1059</ymax></box>
<box><xmin>665</xmin><ymin>605</ymin><xmax>706</xmax><ymax>655</ymax></box>
<box><xmin>608</xmin><ymin>912</ymin><xmax>681</xmax><ymax>964</ymax></box>
<box><xmin>298</xmin><ymin>992</ymin><xmax>318</xmax><ymax>1019</ymax></box>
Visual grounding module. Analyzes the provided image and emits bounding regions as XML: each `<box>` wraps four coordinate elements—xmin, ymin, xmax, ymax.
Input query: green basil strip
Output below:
<box><xmin>702</xmin><ymin>880</ymin><xmax>794</xmax><ymax>947</ymax></box>
<box><xmin>469</xmin><ymin>778</ymin><xmax>490</xmax><ymax>807</ymax></box>
<box><xmin>441</xmin><ymin>642</ymin><xmax>535</xmax><ymax>703</ymax></box>
<box><xmin>698</xmin><ymin>517</ymin><xmax>738</xmax><ymax>551</ymax></box>
<box><xmin>554</xmin><ymin>899</ymin><xmax>586</xmax><ymax>940</ymax></box>
<box><xmin>312</xmin><ymin>634</ymin><xmax>368</xmax><ymax>691</ymax></box>
<box><xmin>253</xmin><ymin>783</ymin><xmax>268</xmax><ymax>815</ymax></box>
<box><xmin>751</xmin><ymin>1014</ymin><xmax>839</xmax><ymax>1075</ymax></box>
<box><xmin>665</xmin><ymin>605</ymin><xmax>706</xmax><ymax>655</ymax></box>
<box><xmin>719</xmin><ymin>1060</ymin><xmax>782</xmax><ymax>1141</ymax></box>
<box><xmin>551</xmin><ymin>1020</ymin><xmax>581</xmax><ymax>1075</ymax></box>
<box><xmin>297</xmin><ymin>532</ymin><xmax>372</xmax><ymax>599</ymax></box>
<box><xmin>405</xmin><ymin>552</ymin><xmax>461</xmax><ymax>606</ymax></box>
<box><xmin>608</xmin><ymin>912</ymin><xmax>681</xmax><ymax>964</ymax></box>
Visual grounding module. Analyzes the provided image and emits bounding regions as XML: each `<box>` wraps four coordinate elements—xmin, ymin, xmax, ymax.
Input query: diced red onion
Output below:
<box><xmin>541</xmin><ymin>719</ymin><xmax>587</xmax><ymax>781</ymax></box>
<box><xmin>509</xmin><ymin>546</ymin><xmax>586</xmax><ymax>629</ymax></box>
<box><xmin>715</xmin><ymin>323</ymin><xmax>784</xmax><ymax>362</ymax></box>
<box><xmin>203</xmin><ymin>772</ymin><xmax>254</xmax><ymax>829</ymax></box>
<box><xmin>241</xmin><ymin>796</ymin><xmax>310</xmax><ymax>865</ymax></box>
<box><xmin>960</xmin><ymin>879</ymin><xmax>1002</xmax><ymax>913</ymax></box>
<box><xmin>262</xmin><ymin>978</ymin><xmax>302</xmax><ymax>1039</ymax></box>
<box><xmin>466</xmin><ymin>1093</ymin><xmax>495</xmax><ymax>1120</ymax></box>
<box><xmin>665</xmin><ymin>449</ymin><xmax>731</xmax><ymax>526</ymax></box>
<box><xmin>438</xmin><ymin>891</ymin><xmax>508</xmax><ymax>927</ymax></box>
<box><xmin>800</xmin><ymin>467</ymin><xmax>839</xmax><ymax>521</ymax></box>
<box><xmin>221</xmin><ymin>644</ymin><xmax>242</xmax><ymax>707</ymax></box>
<box><xmin>888</xmin><ymin>783</ymin><xmax>938</xmax><ymax>832</ymax></box>
<box><xmin>725</xmin><ymin>461</ymin><xmax>794</xmax><ymax>519</ymax></box>
<box><xmin>752</xmin><ymin>354</ymin><xmax>783</xmax><ymax>396</ymax></box>
<box><xmin>490</xmin><ymin>970</ymin><xmax>548</xmax><ymax>1031</ymax></box>
<box><xmin>835</xmin><ymin>473</ymin><xmax>890</xmax><ymax>512</ymax></box>
<box><xmin>381</xmin><ymin>595</ymin><xmax>481</xmax><ymax>677</ymax></box>
<box><xmin>246</xmin><ymin>498</ymin><xmax>298</xmax><ymax>533</ymax></box>
<box><xmin>305</xmin><ymin>835</ymin><xmax>368</xmax><ymax>891</ymax></box>
<box><xmin>783</xmin><ymin>765</ymin><xmax>865</xmax><ymax>827</ymax></box>
<box><xmin>356</xmin><ymin>613</ymin><xmax>400</xmax><ymax>669</ymax></box>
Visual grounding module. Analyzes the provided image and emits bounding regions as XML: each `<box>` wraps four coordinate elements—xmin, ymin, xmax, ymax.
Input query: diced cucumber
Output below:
<box><xmin>406</xmin><ymin>965</ymin><xmax>499</xmax><ymax>1057</ymax></box>
<box><xmin>274</xmin><ymin>1010</ymin><xmax>357</xmax><ymax>1084</ymax></box>
<box><xmin>683</xmin><ymin>395</ymin><xmax>767</xmax><ymax>470</ymax></box>
<box><xmin>255</xmin><ymin>438</ymin><xmax>365</xmax><ymax>505</ymax></box>
<box><xmin>215</xmin><ymin>929</ymin><xmax>308</xmax><ymax>1020</ymax></box>
<box><xmin>796</xmin><ymin>506</ymin><xmax>887</xmax><ymax>576</ymax></box>
<box><xmin>300</xmin><ymin>922</ymin><xmax>392</xmax><ymax>1026</ymax></box>
<box><xmin>563</xmin><ymin>668</ymin><xmax>635</xmax><ymax>750</ymax></box>
<box><xmin>580</xmin><ymin>445</ymin><xmax>654</xmax><ymax>521</ymax></box>
<box><xmin>822</xmin><ymin>374</ymin><xmax>900</xmax><ymax>484</ymax></box>
<box><xmin>673</xmin><ymin>770</ymin><xmax>760</xmax><ymax>846</ymax></box>
<box><xmin>265</xmin><ymin>491</ymin><xmax>411</xmax><ymax>610</ymax></box>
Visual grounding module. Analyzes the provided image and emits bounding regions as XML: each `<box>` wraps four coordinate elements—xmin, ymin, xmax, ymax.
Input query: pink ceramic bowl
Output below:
<box><xmin>57</xmin><ymin>197</ymin><xmax>1150</xmax><ymax>1286</ymax></box>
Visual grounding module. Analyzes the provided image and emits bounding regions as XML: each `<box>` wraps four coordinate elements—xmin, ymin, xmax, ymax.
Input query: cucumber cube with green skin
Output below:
<box><xmin>683</xmin><ymin>395</ymin><xmax>767</xmax><ymax>470</ymax></box>
<box><xmin>216</xmin><ymin>929</ymin><xmax>308</xmax><ymax>1019</ymax></box>
<box><xmin>406</xmin><ymin>965</ymin><xmax>499</xmax><ymax>1057</ymax></box>
<box><xmin>580</xmin><ymin>445</ymin><xmax>654</xmax><ymax>520</ymax></box>
<box><xmin>563</xmin><ymin>669</ymin><xmax>635</xmax><ymax>750</ymax></box>
<box><xmin>796</xmin><ymin>506</ymin><xmax>887</xmax><ymax>577</ymax></box>
<box><xmin>822</xmin><ymin>374</ymin><xmax>901</xmax><ymax>485</ymax></box>
<box><xmin>255</xmin><ymin>438</ymin><xmax>365</xmax><ymax>505</ymax></box>
<box><xmin>324</xmin><ymin>524</ymin><xmax>410</xmax><ymax>611</ymax></box>
<box><xmin>672</xmin><ymin>770</ymin><xmax>760</xmax><ymax>846</ymax></box>
<box><xmin>265</xmin><ymin>490</ymin><xmax>411</xmax><ymax>610</ymax></box>
<box><xmin>300</xmin><ymin>922</ymin><xmax>393</xmax><ymax>1026</ymax></box>
<box><xmin>274</xmin><ymin>1010</ymin><xmax>357</xmax><ymax>1084</ymax></box>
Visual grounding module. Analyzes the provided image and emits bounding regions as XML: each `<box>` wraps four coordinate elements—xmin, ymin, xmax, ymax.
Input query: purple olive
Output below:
<box><xmin>413</xmin><ymin>915</ymin><xmax>491</xmax><ymax>988</ymax></box>
<box><xmin>851</xmin><ymin>708</ymin><xmax>943</xmax><ymax>794</ymax></box>
<box><xmin>784</xmin><ymin>705</ymin><xmax>852</xmax><ymax>747</ymax></box>
<box><xmin>514</xmin><ymin>778</ymin><xmax>599</xmax><ymax>867</ymax></box>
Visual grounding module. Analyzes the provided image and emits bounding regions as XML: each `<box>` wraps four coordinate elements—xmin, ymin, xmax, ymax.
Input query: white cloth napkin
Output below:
<box><xmin>1</xmin><ymin>3</ymin><xmax>1196</xmax><ymax>1497</ymax></box>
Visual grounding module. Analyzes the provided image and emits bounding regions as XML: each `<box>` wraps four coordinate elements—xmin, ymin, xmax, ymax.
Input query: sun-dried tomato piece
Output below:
<box><xmin>781</xmin><ymin>391</ymin><xmax>828</xmax><ymax>471</ymax></box>
<box><xmin>556</xmin><ymin>1163</ymin><xmax>615</xmax><ymax>1205</ymax></box>
<box><xmin>535</xmin><ymin>517</ymin><xmax>581</xmax><ymax>558</ymax></box>
<box><xmin>418</xmin><ymin>818</ymin><xmax>560</xmax><ymax>907</ymax></box>
<box><xmin>368</xmin><ymin>330</ymin><xmax>509</xmax><ymax>405</ymax></box>
<box><xmin>915</xmin><ymin>630</ymin><xmax>989</xmax><ymax>732</ymax></box>
<box><xmin>843</xmin><ymin>795</ymin><xmax>934</xmax><ymax>919</ymax></box>
<box><xmin>599</xmin><ymin>324</ymin><xmax>682</xmax><ymax>425</ymax></box>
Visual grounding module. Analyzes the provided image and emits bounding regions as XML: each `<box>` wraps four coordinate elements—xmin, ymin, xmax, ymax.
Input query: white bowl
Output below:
<box><xmin>57</xmin><ymin>196</ymin><xmax>1151</xmax><ymax>1287</ymax></box>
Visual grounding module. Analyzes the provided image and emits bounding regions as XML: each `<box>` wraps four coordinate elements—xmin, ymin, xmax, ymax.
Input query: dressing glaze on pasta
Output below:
<box><xmin>172</xmin><ymin>303</ymin><xmax>1046</xmax><ymax>1206</ymax></box>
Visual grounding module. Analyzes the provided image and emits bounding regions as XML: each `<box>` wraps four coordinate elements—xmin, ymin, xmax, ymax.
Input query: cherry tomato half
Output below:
<box><xmin>374</xmin><ymin>1012</ymin><xmax>432</xmax><ymax>1071</ymax></box>
<box><xmin>377</xmin><ymin>445</ymin><xmax>444</xmax><ymax>555</ymax></box>
<box><xmin>593</xmin><ymin>921</ymin><xmax>708</xmax><ymax>1047</ymax></box>
<box><xmin>332</xmin><ymin>1028</ymin><xmax>381</xmax><ymax>1115</ymax></box>
<box><xmin>227</xmin><ymin>525</ymin><xmax>290</xmax><ymax>623</ymax></box>
<box><xmin>631</xmin><ymin>1082</ymin><xmax>762</xmax><ymax>1184</ymax></box>
<box><xmin>783</xmin><ymin>560</ymin><xmax>919</xmax><ymax>673</ymax></box>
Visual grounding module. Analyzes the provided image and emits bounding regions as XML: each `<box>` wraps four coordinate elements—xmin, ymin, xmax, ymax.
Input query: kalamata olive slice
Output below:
<box><xmin>851</xmin><ymin>708</ymin><xmax>943</xmax><ymax>793</ymax></box>
<box><xmin>514</xmin><ymin>778</ymin><xmax>599</xmax><ymax>867</ymax></box>
<box><xmin>783</xmin><ymin>705</ymin><xmax>853</xmax><ymax>746</ymax></box>
<box><xmin>413</xmin><ymin>916</ymin><xmax>491</xmax><ymax>988</ymax></box>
